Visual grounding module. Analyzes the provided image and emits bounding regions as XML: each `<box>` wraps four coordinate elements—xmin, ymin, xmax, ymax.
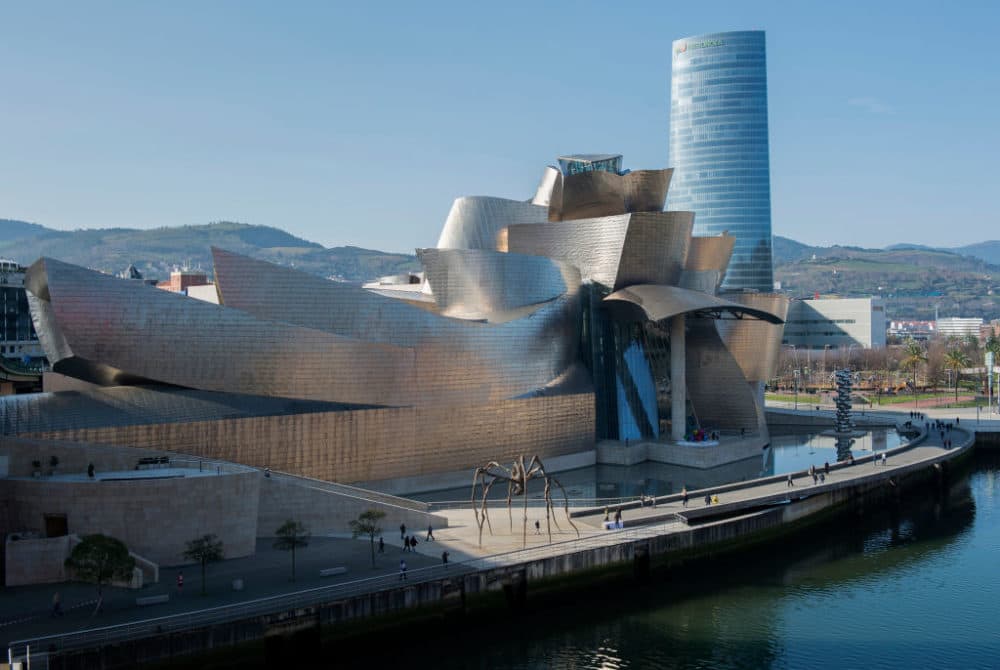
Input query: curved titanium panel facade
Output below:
<box><xmin>669</xmin><ymin>31</ymin><xmax>774</xmax><ymax>292</ymax></box>
<box><xmin>531</xmin><ymin>166</ymin><xmax>562</xmax><ymax>208</ymax></box>
<box><xmin>30</xmin><ymin>256</ymin><xmax>580</xmax><ymax>407</ymax></box>
<box><xmin>602</xmin><ymin>284</ymin><xmax>784</xmax><ymax>325</ymax></box>
<box><xmin>416</xmin><ymin>248</ymin><xmax>580</xmax><ymax>317</ymax></box>
<box><xmin>622</xmin><ymin>169</ymin><xmax>673</xmax><ymax>213</ymax></box>
<box><xmin>505</xmin><ymin>211</ymin><xmax>693</xmax><ymax>290</ymax></box>
<box><xmin>555</xmin><ymin>169</ymin><xmax>672</xmax><ymax>222</ymax></box>
<box><xmin>435</xmin><ymin>196</ymin><xmax>547</xmax><ymax>250</ymax></box>
<box><xmin>685</xmin><ymin>235</ymin><xmax>735</xmax><ymax>274</ymax></box>
<box><xmin>685</xmin><ymin>318</ymin><xmax>762</xmax><ymax>431</ymax></box>
<box><xmin>212</xmin><ymin>248</ymin><xmax>582</xmax><ymax>399</ymax></box>
<box><xmin>715</xmin><ymin>292</ymin><xmax>790</xmax><ymax>383</ymax></box>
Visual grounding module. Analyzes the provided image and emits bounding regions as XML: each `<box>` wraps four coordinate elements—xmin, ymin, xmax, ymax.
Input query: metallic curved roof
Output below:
<box><xmin>27</xmin><ymin>256</ymin><xmax>582</xmax><ymax>407</ymax></box>
<box><xmin>553</xmin><ymin>169</ymin><xmax>672</xmax><ymax>222</ymax></box>
<box><xmin>602</xmin><ymin>284</ymin><xmax>785</xmax><ymax>324</ymax></box>
<box><xmin>715</xmin><ymin>292</ymin><xmax>791</xmax><ymax>383</ymax></box>
<box><xmin>435</xmin><ymin>196</ymin><xmax>547</xmax><ymax>250</ymax></box>
<box><xmin>416</xmin><ymin>247</ymin><xmax>580</xmax><ymax>318</ymax></box>
<box><xmin>505</xmin><ymin>211</ymin><xmax>693</xmax><ymax>290</ymax></box>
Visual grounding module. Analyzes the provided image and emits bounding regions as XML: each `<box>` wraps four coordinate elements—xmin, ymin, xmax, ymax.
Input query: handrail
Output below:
<box><xmin>426</xmin><ymin>496</ymin><xmax>645</xmax><ymax>512</ymax></box>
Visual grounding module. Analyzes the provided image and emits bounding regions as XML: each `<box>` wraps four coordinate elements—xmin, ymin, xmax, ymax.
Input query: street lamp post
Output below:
<box><xmin>794</xmin><ymin>369</ymin><xmax>801</xmax><ymax>410</ymax></box>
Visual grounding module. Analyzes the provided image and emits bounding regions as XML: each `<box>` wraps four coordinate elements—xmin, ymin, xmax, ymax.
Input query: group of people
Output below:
<box><xmin>602</xmin><ymin>507</ymin><xmax>624</xmax><ymax>529</ymax></box>
<box><xmin>398</xmin><ymin>523</ymin><xmax>436</xmax><ymax>553</ymax></box>
<box><xmin>932</xmin><ymin>418</ymin><xmax>958</xmax><ymax>449</ymax></box>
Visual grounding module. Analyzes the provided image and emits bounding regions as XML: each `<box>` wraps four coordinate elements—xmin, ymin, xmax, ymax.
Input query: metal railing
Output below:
<box><xmin>426</xmin><ymin>495</ymin><xmax>645</xmax><ymax>512</ymax></box>
<box><xmin>7</xmin><ymin>518</ymin><xmax>683</xmax><ymax>663</ymax></box>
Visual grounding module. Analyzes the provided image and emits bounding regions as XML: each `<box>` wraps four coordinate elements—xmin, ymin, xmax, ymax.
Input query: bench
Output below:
<box><xmin>136</xmin><ymin>456</ymin><xmax>170</xmax><ymax>470</ymax></box>
<box><xmin>135</xmin><ymin>594</ymin><xmax>170</xmax><ymax>606</ymax></box>
<box><xmin>319</xmin><ymin>567</ymin><xmax>347</xmax><ymax>577</ymax></box>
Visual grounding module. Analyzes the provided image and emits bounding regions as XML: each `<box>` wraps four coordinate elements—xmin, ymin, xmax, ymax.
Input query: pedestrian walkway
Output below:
<box><xmin>1</xmin><ymin>536</ymin><xmax>439</xmax><ymax>646</ymax></box>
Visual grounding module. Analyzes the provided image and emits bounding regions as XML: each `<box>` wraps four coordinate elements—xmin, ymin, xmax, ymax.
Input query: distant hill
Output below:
<box><xmin>0</xmin><ymin>219</ymin><xmax>50</xmax><ymax>246</ymax></box>
<box><xmin>0</xmin><ymin>219</ymin><xmax>419</xmax><ymax>282</ymax></box>
<box><xmin>773</xmin><ymin>235</ymin><xmax>1000</xmax><ymax>321</ymax></box>
<box><xmin>885</xmin><ymin>240</ymin><xmax>1000</xmax><ymax>267</ymax></box>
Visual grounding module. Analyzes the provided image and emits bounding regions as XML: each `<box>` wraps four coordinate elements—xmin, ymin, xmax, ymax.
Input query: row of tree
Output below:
<box><xmin>776</xmin><ymin>335</ymin><xmax>1000</xmax><ymax>402</ymax></box>
<box><xmin>64</xmin><ymin>509</ymin><xmax>388</xmax><ymax>617</ymax></box>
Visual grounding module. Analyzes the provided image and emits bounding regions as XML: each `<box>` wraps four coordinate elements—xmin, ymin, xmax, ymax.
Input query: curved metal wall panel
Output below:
<box><xmin>435</xmin><ymin>196</ymin><xmax>548</xmax><ymax>250</ymax></box>
<box><xmin>715</xmin><ymin>292</ymin><xmax>790</xmax><ymax>383</ymax></box>
<box><xmin>27</xmin><ymin>258</ymin><xmax>420</xmax><ymax>406</ymax></box>
<box><xmin>616</xmin><ymin>212</ymin><xmax>693</xmax><ymax>288</ymax></box>
<box><xmin>558</xmin><ymin>170</ymin><xmax>627</xmax><ymax>221</ymax></box>
<box><xmin>602</xmin><ymin>284</ymin><xmax>785</xmax><ymax>324</ymax></box>
<box><xmin>685</xmin><ymin>235</ymin><xmax>735</xmax><ymax>274</ymax></box>
<box><xmin>623</xmin><ymin>169</ymin><xmax>672</xmax><ymax>213</ymax></box>
<box><xmin>505</xmin><ymin>212</ymin><xmax>692</xmax><ymax>290</ymax></box>
<box><xmin>531</xmin><ymin>166</ymin><xmax>562</xmax><ymax>208</ymax></box>
<box><xmin>29</xmin><ymin>257</ymin><xmax>581</xmax><ymax>407</ymax></box>
<box><xmin>553</xmin><ymin>169</ymin><xmax>673</xmax><ymax>222</ymax></box>
<box><xmin>685</xmin><ymin>318</ymin><xmax>762</xmax><ymax>432</ymax></box>
<box><xmin>212</xmin><ymin>249</ymin><xmax>582</xmax><ymax>400</ymax></box>
<box><xmin>416</xmin><ymin>248</ymin><xmax>580</xmax><ymax>317</ymax></box>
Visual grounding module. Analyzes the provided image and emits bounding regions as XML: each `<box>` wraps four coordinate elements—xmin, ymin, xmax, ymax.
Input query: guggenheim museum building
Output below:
<box><xmin>1</xmin><ymin>154</ymin><xmax>788</xmax><ymax>492</ymax></box>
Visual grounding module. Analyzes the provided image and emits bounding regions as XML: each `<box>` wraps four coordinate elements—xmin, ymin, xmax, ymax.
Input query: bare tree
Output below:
<box><xmin>273</xmin><ymin>520</ymin><xmax>310</xmax><ymax>582</ymax></box>
<box><xmin>182</xmin><ymin>534</ymin><xmax>225</xmax><ymax>596</ymax></box>
<box><xmin>349</xmin><ymin>509</ymin><xmax>386</xmax><ymax>568</ymax></box>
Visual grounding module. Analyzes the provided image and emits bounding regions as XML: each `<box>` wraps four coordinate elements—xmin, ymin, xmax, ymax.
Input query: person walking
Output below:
<box><xmin>787</xmin><ymin>474</ymin><xmax>794</xmax><ymax>487</ymax></box>
<box><xmin>442</xmin><ymin>551</ymin><xmax>450</xmax><ymax>567</ymax></box>
<box><xmin>410</xmin><ymin>535</ymin><xmax>418</xmax><ymax>553</ymax></box>
<box><xmin>426</xmin><ymin>524</ymin><xmax>434</xmax><ymax>541</ymax></box>
<box><xmin>681</xmin><ymin>486</ymin><xmax>689</xmax><ymax>508</ymax></box>
<box><xmin>812</xmin><ymin>472</ymin><xmax>818</xmax><ymax>485</ymax></box>
<box><xmin>378</xmin><ymin>536</ymin><xmax>384</xmax><ymax>553</ymax></box>
<box><xmin>403</xmin><ymin>536</ymin><xmax>410</xmax><ymax>552</ymax></box>
<box><xmin>534</xmin><ymin>520</ymin><xmax>541</xmax><ymax>535</ymax></box>
<box><xmin>51</xmin><ymin>591</ymin><xmax>63</xmax><ymax>617</ymax></box>
<box><xmin>704</xmin><ymin>494</ymin><xmax>712</xmax><ymax>506</ymax></box>
<box><xmin>399</xmin><ymin>559</ymin><xmax>407</xmax><ymax>581</ymax></box>
<box><xmin>882</xmin><ymin>452</ymin><xmax>887</xmax><ymax>466</ymax></box>
<box><xmin>824</xmin><ymin>461</ymin><xmax>830</xmax><ymax>475</ymax></box>
<box><xmin>400</xmin><ymin>523</ymin><xmax>406</xmax><ymax>541</ymax></box>
<box><xmin>614</xmin><ymin>508</ymin><xmax>622</xmax><ymax>525</ymax></box>
<box><xmin>176</xmin><ymin>571</ymin><xmax>184</xmax><ymax>595</ymax></box>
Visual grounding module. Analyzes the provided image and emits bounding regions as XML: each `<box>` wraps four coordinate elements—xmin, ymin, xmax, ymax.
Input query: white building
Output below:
<box><xmin>935</xmin><ymin>317</ymin><xmax>983</xmax><ymax>339</ymax></box>
<box><xmin>782</xmin><ymin>297</ymin><xmax>886</xmax><ymax>349</ymax></box>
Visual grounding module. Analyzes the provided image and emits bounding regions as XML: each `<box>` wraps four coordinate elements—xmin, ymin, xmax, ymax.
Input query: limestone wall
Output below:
<box><xmin>5</xmin><ymin>534</ymin><xmax>71</xmax><ymax>586</ymax></box>
<box><xmin>2</xmin><ymin>474</ymin><xmax>259</xmax><ymax>566</ymax></box>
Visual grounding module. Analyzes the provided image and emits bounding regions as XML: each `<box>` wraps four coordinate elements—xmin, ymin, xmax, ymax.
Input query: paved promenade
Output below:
<box><xmin>3</xmin><ymin>404</ymin><xmax>976</xmax><ymax>655</ymax></box>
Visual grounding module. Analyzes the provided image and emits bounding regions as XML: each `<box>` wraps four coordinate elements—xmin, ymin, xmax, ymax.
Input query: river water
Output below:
<box><xmin>387</xmin><ymin>441</ymin><xmax>1000</xmax><ymax>670</ymax></box>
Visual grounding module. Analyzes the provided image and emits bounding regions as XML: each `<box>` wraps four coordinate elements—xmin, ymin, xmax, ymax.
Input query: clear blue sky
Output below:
<box><xmin>2</xmin><ymin>0</ymin><xmax>997</xmax><ymax>253</ymax></box>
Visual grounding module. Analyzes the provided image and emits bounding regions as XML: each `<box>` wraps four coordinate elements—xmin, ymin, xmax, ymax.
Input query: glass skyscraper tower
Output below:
<box><xmin>668</xmin><ymin>30</ymin><xmax>774</xmax><ymax>292</ymax></box>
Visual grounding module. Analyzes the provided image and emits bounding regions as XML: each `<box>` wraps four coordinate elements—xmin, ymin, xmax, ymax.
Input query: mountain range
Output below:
<box><xmin>1</xmin><ymin>218</ymin><xmax>997</xmax><ymax>321</ymax></box>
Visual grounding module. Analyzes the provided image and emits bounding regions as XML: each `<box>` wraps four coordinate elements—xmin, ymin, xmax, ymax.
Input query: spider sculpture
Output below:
<box><xmin>470</xmin><ymin>455</ymin><xmax>579</xmax><ymax>548</ymax></box>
